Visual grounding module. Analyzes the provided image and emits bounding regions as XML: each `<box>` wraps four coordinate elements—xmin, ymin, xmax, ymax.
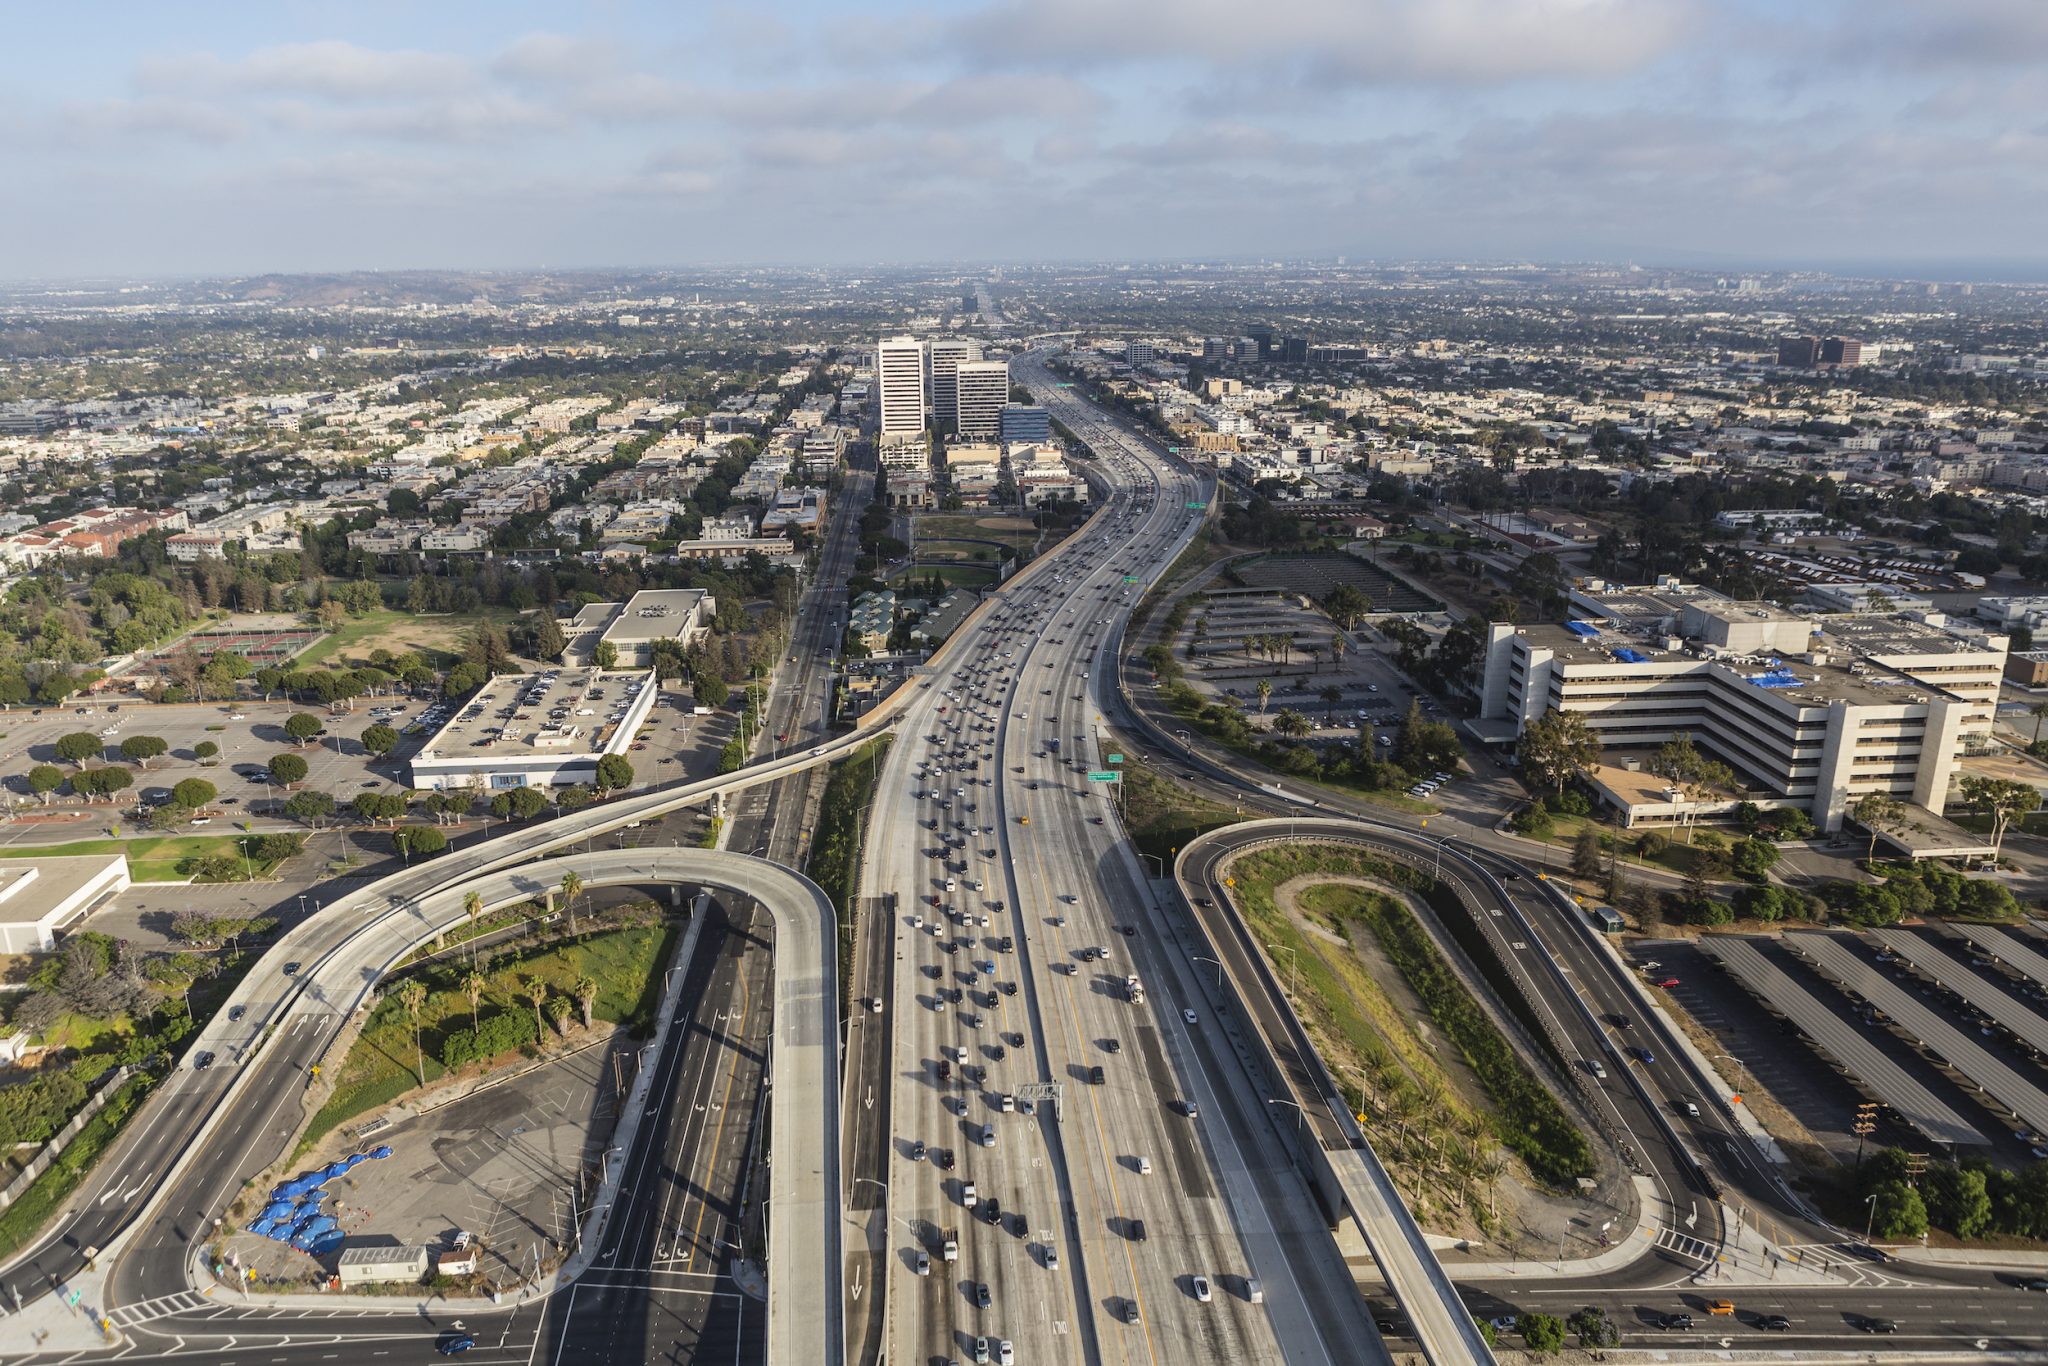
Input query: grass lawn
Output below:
<box><xmin>0</xmin><ymin>834</ymin><xmax>288</xmax><ymax>882</ymax></box>
<box><xmin>914</xmin><ymin>512</ymin><xmax>1037</xmax><ymax>548</ymax></box>
<box><xmin>1118</xmin><ymin>760</ymin><xmax>1245</xmax><ymax>866</ymax></box>
<box><xmin>301</xmin><ymin>921</ymin><xmax>677</xmax><ymax>1151</ymax></box>
<box><xmin>295</xmin><ymin>606</ymin><xmax>524</xmax><ymax>670</ymax></box>
<box><xmin>1518</xmin><ymin>808</ymin><xmax>1722</xmax><ymax>879</ymax></box>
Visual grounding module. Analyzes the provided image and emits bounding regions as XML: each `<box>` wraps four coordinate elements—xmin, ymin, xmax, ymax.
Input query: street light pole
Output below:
<box><xmin>1194</xmin><ymin>956</ymin><xmax>1225</xmax><ymax>988</ymax></box>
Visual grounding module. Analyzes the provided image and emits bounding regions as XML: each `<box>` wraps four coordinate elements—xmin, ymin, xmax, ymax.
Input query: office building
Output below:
<box><xmin>408</xmin><ymin>668</ymin><xmax>659</xmax><ymax>793</ymax></box>
<box><xmin>1777</xmin><ymin>336</ymin><xmax>1822</xmax><ymax>368</ymax></box>
<box><xmin>558</xmin><ymin>588</ymin><xmax>716</xmax><ymax>667</ymax></box>
<box><xmin>926</xmin><ymin>337</ymin><xmax>981</xmax><ymax>432</ymax></box>
<box><xmin>954</xmin><ymin>359</ymin><xmax>1010</xmax><ymax>440</ymax></box>
<box><xmin>1821</xmin><ymin>336</ymin><xmax>1865</xmax><ymax>367</ymax></box>
<box><xmin>0</xmin><ymin>854</ymin><xmax>129</xmax><ymax>953</ymax></box>
<box><xmin>1125</xmin><ymin>340</ymin><xmax>1155</xmax><ymax>366</ymax></box>
<box><xmin>875</xmin><ymin>335</ymin><xmax>926</xmax><ymax>438</ymax></box>
<box><xmin>1000</xmin><ymin>405</ymin><xmax>1052</xmax><ymax>445</ymax></box>
<box><xmin>1478</xmin><ymin>580</ymin><xmax>2008</xmax><ymax>833</ymax></box>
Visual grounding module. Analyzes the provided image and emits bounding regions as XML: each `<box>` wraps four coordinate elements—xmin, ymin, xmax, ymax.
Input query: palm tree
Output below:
<box><xmin>397</xmin><ymin>978</ymin><xmax>428</xmax><ymax>1086</ymax></box>
<box><xmin>1330</xmin><ymin>632</ymin><xmax>1347</xmax><ymax>670</ymax></box>
<box><xmin>462</xmin><ymin>889</ymin><xmax>483</xmax><ymax>966</ymax></box>
<box><xmin>546</xmin><ymin>996</ymin><xmax>573</xmax><ymax>1037</ymax></box>
<box><xmin>1255</xmin><ymin>679</ymin><xmax>1273</xmax><ymax>715</ymax></box>
<box><xmin>559</xmin><ymin>870</ymin><xmax>583</xmax><ymax>935</ymax></box>
<box><xmin>574</xmin><ymin>976</ymin><xmax>599</xmax><ymax>1031</ymax></box>
<box><xmin>1301</xmin><ymin>643</ymin><xmax>1322</xmax><ymax>673</ymax></box>
<box><xmin>1319</xmin><ymin>685</ymin><xmax>1343</xmax><ymax>725</ymax></box>
<box><xmin>463</xmin><ymin>969</ymin><xmax>486</xmax><ymax>1037</ymax></box>
<box><xmin>2031</xmin><ymin>701</ymin><xmax>2048</xmax><ymax>746</ymax></box>
<box><xmin>1273</xmin><ymin>709</ymin><xmax>1312</xmax><ymax>738</ymax></box>
<box><xmin>525</xmin><ymin>977</ymin><xmax>548</xmax><ymax>1047</ymax></box>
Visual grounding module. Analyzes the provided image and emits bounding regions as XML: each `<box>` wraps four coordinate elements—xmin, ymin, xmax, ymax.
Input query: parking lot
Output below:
<box><xmin>221</xmin><ymin>1041</ymin><xmax>626</xmax><ymax>1290</ymax></box>
<box><xmin>1638</xmin><ymin>934</ymin><xmax>2048</xmax><ymax>1169</ymax></box>
<box><xmin>0</xmin><ymin>686</ymin><xmax>736</xmax><ymax>849</ymax></box>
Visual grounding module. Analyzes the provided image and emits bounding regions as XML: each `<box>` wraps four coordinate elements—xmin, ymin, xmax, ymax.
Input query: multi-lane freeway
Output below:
<box><xmin>852</xmin><ymin>355</ymin><xmax>1379</xmax><ymax>1366</ymax></box>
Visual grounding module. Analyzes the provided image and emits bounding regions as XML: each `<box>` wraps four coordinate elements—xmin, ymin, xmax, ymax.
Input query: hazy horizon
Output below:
<box><xmin>7</xmin><ymin>1</ymin><xmax>2046</xmax><ymax>281</ymax></box>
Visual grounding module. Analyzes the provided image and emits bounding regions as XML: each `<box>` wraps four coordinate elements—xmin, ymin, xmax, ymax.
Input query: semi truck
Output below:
<box><xmin>1124</xmin><ymin>974</ymin><xmax>1144</xmax><ymax>1003</ymax></box>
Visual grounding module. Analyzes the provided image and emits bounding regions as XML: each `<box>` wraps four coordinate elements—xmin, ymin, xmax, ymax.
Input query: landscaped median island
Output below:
<box><xmin>0</xmin><ymin>832</ymin><xmax>306</xmax><ymax>883</ymax></box>
<box><xmin>1221</xmin><ymin>843</ymin><xmax>1595</xmax><ymax>1244</ymax></box>
<box><xmin>805</xmin><ymin>734</ymin><xmax>893</xmax><ymax>997</ymax></box>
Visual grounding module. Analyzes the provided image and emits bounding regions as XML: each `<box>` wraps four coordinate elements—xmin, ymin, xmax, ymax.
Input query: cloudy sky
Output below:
<box><xmin>7</xmin><ymin>0</ymin><xmax>2045</xmax><ymax>279</ymax></box>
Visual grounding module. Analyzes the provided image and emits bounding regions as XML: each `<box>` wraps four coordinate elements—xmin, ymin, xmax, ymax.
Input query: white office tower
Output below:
<box><xmin>926</xmin><ymin>336</ymin><xmax>982</xmax><ymax>432</ymax></box>
<box><xmin>954</xmin><ymin>359</ymin><xmax>1010</xmax><ymax>439</ymax></box>
<box><xmin>876</xmin><ymin>335</ymin><xmax>927</xmax><ymax>438</ymax></box>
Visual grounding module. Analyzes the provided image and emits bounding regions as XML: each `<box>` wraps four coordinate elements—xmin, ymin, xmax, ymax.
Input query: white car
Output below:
<box><xmin>1193</xmin><ymin>1275</ymin><xmax>1213</xmax><ymax>1303</ymax></box>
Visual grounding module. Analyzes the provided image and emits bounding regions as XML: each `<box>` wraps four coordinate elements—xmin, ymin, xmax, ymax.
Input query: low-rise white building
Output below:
<box><xmin>408</xmin><ymin>669</ymin><xmax>659</xmax><ymax>793</ymax></box>
<box><xmin>0</xmin><ymin>854</ymin><xmax>130</xmax><ymax>953</ymax></box>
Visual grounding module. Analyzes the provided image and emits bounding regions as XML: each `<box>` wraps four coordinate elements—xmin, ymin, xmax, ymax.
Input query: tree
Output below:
<box><xmin>393</xmin><ymin>825</ymin><xmax>447</xmax><ymax>859</ymax></box>
<box><xmin>1957</xmin><ymin>775</ymin><xmax>2042</xmax><ymax>863</ymax></box>
<box><xmin>2032</xmin><ymin>701</ymin><xmax>2048</xmax><ymax>747</ymax></box>
<box><xmin>546</xmin><ymin>995</ymin><xmax>573</xmax><ymax>1037</ymax></box>
<box><xmin>1867</xmin><ymin>1177</ymin><xmax>1929</xmax><ymax>1240</ymax></box>
<box><xmin>1272</xmin><ymin>708</ymin><xmax>1312</xmax><ymax>738</ymax></box>
<box><xmin>556</xmin><ymin>785</ymin><xmax>595</xmax><ymax>813</ymax></box>
<box><xmin>361</xmin><ymin>723</ymin><xmax>400</xmax><ymax>757</ymax></box>
<box><xmin>172</xmin><ymin>777</ymin><xmax>216</xmax><ymax>811</ymax></box>
<box><xmin>268</xmin><ymin>753</ymin><xmax>309</xmax><ymax>787</ymax></box>
<box><xmin>1852</xmin><ymin>791</ymin><xmax>1904</xmax><ymax>862</ymax></box>
<box><xmin>1729</xmin><ymin>836</ymin><xmax>1781</xmax><ymax>880</ymax></box>
<box><xmin>1393</xmin><ymin>700</ymin><xmax>1462</xmax><ymax>776</ymax></box>
<box><xmin>534</xmin><ymin>613</ymin><xmax>567</xmax><ymax>662</ymax></box>
<box><xmin>397</xmin><ymin>977</ymin><xmax>428</xmax><ymax>1086</ymax></box>
<box><xmin>1318</xmin><ymin>685</ymin><xmax>1343</xmax><ymax>724</ymax></box>
<box><xmin>283</xmin><ymin>712</ymin><xmax>324</xmax><ymax>747</ymax></box>
<box><xmin>463</xmin><ymin>890</ymin><xmax>483</xmax><ymax>966</ymax></box>
<box><xmin>119</xmin><ymin>735</ymin><xmax>168</xmax><ymax>769</ymax></box>
<box><xmin>526</xmin><ymin>976</ymin><xmax>548</xmax><ymax>1048</ymax></box>
<box><xmin>193</xmin><ymin>740</ymin><xmax>219</xmax><ymax>761</ymax></box>
<box><xmin>1519</xmin><ymin>1311</ymin><xmax>1566</xmax><ymax>1355</ymax></box>
<box><xmin>463</xmin><ymin>969</ymin><xmax>487</xmax><ymax>1038</ymax></box>
<box><xmin>283</xmin><ymin>789</ymin><xmax>336</xmax><ymax>828</ymax></box>
<box><xmin>1571</xmin><ymin>828</ymin><xmax>1603</xmax><ymax>879</ymax></box>
<box><xmin>694</xmin><ymin>673</ymin><xmax>729</xmax><ymax>709</ymax></box>
<box><xmin>575</xmin><ymin>976</ymin><xmax>598</xmax><ymax>1030</ymax></box>
<box><xmin>594</xmin><ymin>753</ymin><xmax>634</xmax><ymax>793</ymax></box>
<box><xmin>75</xmin><ymin>766</ymin><xmax>133</xmax><ymax>803</ymax></box>
<box><xmin>1518</xmin><ymin>709</ymin><xmax>1600</xmax><ymax>798</ymax></box>
<box><xmin>55</xmin><ymin>731</ymin><xmax>103</xmax><ymax>767</ymax></box>
<box><xmin>1254</xmin><ymin>679</ymin><xmax>1272</xmax><ymax>715</ymax></box>
<box><xmin>559</xmin><ymin>870</ymin><xmax>584</xmax><ymax>934</ymax></box>
<box><xmin>27</xmin><ymin>764</ymin><xmax>64</xmax><ymax>804</ymax></box>
<box><xmin>1567</xmin><ymin>1306</ymin><xmax>1620</xmax><ymax>1350</ymax></box>
<box><xmin>593</xmin><ymin>640</ymin><xmax>620</xmax><ymax>670</ymax></box>
<box><xmin>1650</xmin><ymin>734</ymin><xmax>1734</xmax><ymax>842</ymax></box>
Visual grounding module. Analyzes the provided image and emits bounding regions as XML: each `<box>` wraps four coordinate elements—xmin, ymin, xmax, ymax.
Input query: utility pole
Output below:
<box><xmin>1852</xmin><ymin>1102</ymin><xmax>1878</xmax><ymax>1169</ymax></box>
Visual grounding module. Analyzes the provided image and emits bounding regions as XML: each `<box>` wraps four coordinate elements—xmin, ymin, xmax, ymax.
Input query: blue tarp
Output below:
<box><xmin>260</xmin><ymin>1200</ymin><xmax>296</xmax><ymax>1223</ymax></box>
<box><xmin>1613</xmin><ymin>648</ymin><xmax>1649</xmax><ymax>663</ymax></box>
<box><xmin>1564</xmin><ymin>620</ymin><xmax>1600</xmax><ymax>638</ymax></box>
<box><xmin>1748</xmin><ymin>669</ymin><xmax>1802</xmax><ymax>688</ymax></box>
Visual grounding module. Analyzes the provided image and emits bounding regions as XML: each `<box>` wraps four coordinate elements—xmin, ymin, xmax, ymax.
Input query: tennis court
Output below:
<box><xmin>181</xmin><ymin>625</ymin><xmax>327</xmax><ymax>662</ymax></box>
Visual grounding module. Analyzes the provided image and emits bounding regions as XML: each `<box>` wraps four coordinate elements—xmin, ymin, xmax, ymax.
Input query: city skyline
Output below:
<box><xmin>7</xmin><ymin>0</ymin><xmax>2048</xmax><ymax>281</ymax></box>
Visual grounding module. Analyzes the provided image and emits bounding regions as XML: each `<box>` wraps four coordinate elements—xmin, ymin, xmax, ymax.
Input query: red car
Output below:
<box><xmin>1656</xmin><ymin>977</ymin><xmax>1680</xmax><ymax>988</ymax></box>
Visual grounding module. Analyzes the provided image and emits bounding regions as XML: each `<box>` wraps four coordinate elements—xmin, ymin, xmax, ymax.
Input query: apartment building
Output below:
<box><xmin>1479</xmin><ymin>580</ymin><xmax>2008</xmax><ymax>831</ymax></box>
<box><xmin>955</xmin><ymin>360</ymin><xmax>1010</xmax><ymax>440</ymax></box>
<box><xmin>926</xmin><ymin>337</ymin><xmax>981</xmax><ymax>432</ymax></box>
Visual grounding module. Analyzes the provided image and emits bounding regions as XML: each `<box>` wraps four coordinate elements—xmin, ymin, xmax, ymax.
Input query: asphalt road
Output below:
<box><xmin>852</xmin><ymin>355</ymin><xmax>1377</xmax><ymax>1366</ymax></box>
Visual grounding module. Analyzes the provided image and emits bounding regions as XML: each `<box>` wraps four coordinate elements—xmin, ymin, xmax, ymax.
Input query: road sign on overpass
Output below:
<box><xmin>1086</xmin><ymin>771</ymin><xmax>1120</xmax><ymax>782</ymax></box>
<box><xmin>1186</xmin><ymin>501</ymin><xmax>1207</xmax><ymax>509</ymax></box>
<box><xmin>1107</xmin><ymin>754</ymin><xmax>1123</xmax><ymax>764</ymax></box>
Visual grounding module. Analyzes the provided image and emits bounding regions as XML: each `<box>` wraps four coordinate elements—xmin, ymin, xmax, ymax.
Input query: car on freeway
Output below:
<box><xmin>283</xmin><ymin>961</ymin><xmax>302</xmax><ymax>976</ymax></box>
<box><xmin>1659</xmin><ymin>1312</ymin><xmax>1693</xmax><ymax>1330</ymax></box>
<box><xmin>192</xmin><ymin>1051</ymin><xmax>214</xmax><ymax>1069</ymax></box>
<box><xmin>436</xmin><ymin>1332</ymin><xmax>477</xmax><ymax>1355</ymax></box>
<box><xmin>1192</xmin><ymin>1275</ymin><xmax>1212</xmax><ymax>1303</ymax></box>
<box><xmin>1655</xmin><ymin>977</ymin><xmax>1681</xmax><ymax>988</ymax></box>
<box><xmin>1182</xmin><ymin>1008</ymin><xmax>1197</xmax><ymax>1024</ymax></box>
<box><xmin>1860</xmin><ymin>1318</ymin><xmax>1898</xmax><ymax>1334</ymax></box>
<box><xmin>1629</xmin><ymin>1046</ymin><xmax>1655</xmax><ymax>1064</ymax></box>
<box><xmin>1758</xmin><ymin>1314</ymin><xmax>1791</xmax><ymax>1331</ymax></box>
<box><xmin>227</xmin><ymin>1005</ymin><xmax>245</xmax><ymax>1022</ymax></box>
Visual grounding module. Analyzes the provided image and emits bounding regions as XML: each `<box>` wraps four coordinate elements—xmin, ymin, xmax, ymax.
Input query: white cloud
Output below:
<box><xmin>139</xmin><ymin>40</ymin><xmax>475</xmax><ymax>103</ymax></box>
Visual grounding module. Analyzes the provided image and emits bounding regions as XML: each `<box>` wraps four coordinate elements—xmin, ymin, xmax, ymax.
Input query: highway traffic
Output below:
<box><xmin>857</xmin><ymin>356</ymin><xmax>1377</xmax><ymax>1366</ymax></box>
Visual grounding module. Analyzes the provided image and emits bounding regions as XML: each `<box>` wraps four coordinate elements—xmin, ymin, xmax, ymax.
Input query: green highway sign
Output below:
<box><xmin>1057</xmin><ymin>382</ymin><xmax>1074</xmax><ymax>388</ymax></box>
<box><xmin>1086</xmin><ymin>771</ymin><xmax>1120</xmax><ymax>782</ymax></box>
<box><xmin>1186</xmin><ymin>501</ymin><xmax>1207</xmax><ymax>509</ymax></box>
<box><xmin>1107</xmin><ymin>754</ymin><xmax>1124</xmax><ymax>764</ymax></box>
<box><xmin>1123</xmin><ymin>575</ymin><xmax>1139</xmax><ymax>583</ymax></box>
<box><xmin>1168</xmin><ymin>446</ymin><xmax>1179</xmax><ymax>453</ymax></box>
